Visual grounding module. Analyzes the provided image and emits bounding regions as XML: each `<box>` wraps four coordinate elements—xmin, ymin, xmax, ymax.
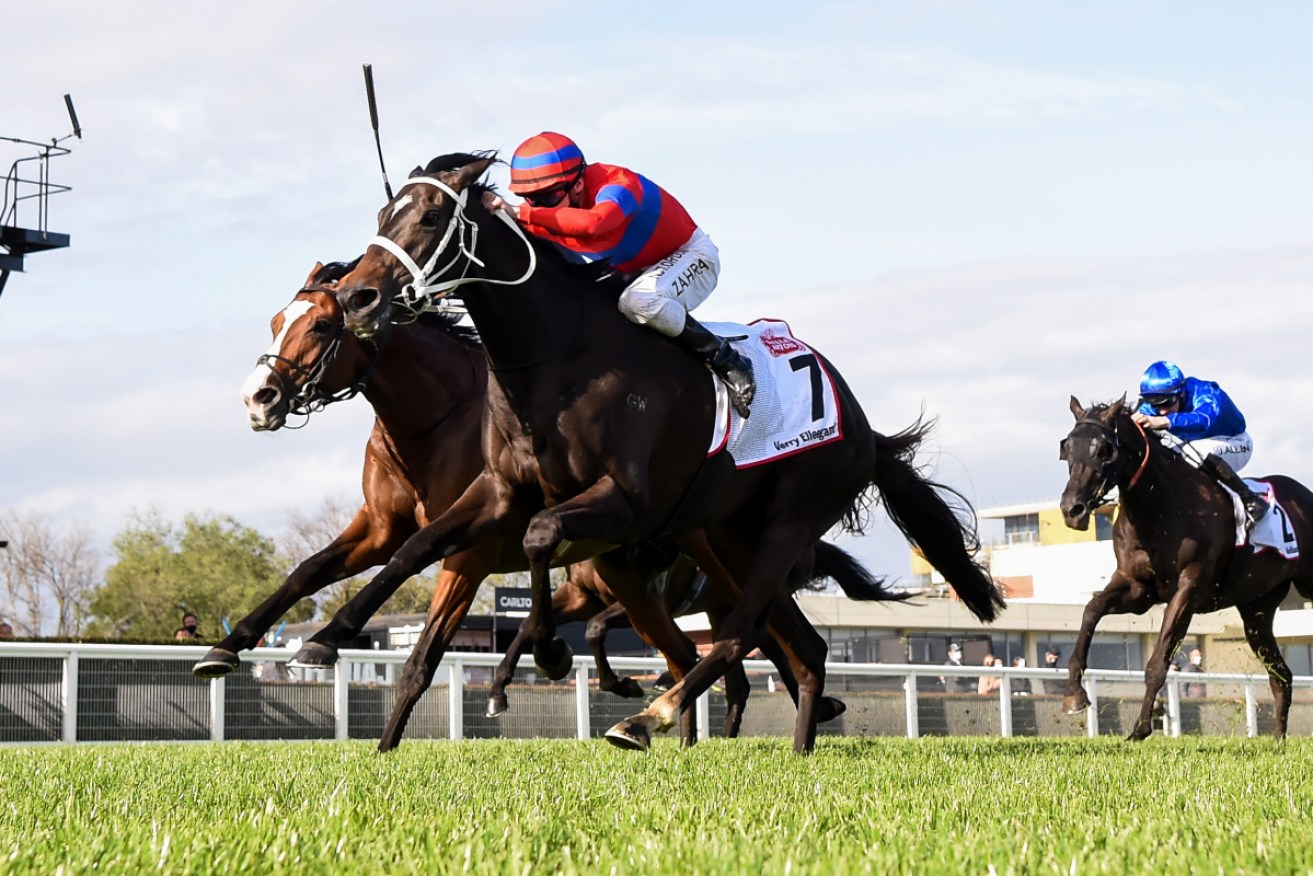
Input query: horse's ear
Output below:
<box><xmin>1107</xmin><ymin>393</ymin><xmax>1127</xmax><ymax>418</ymax></box>
<box><xmin>1069</xmin><ymin>396</ymin><xmax>1084</xmax><ymax>420</ymax></box>
<box><xmin>303</xmin><ymin>262</ymin><xmax>325</xmax><ymax>288</ymax></box>
<box><xmin>446</xmin><ymin>157</ymin><xmax>496</xmax><ymax>192</ymax></box>
<box><xmin>408</xmin><ymin>165</ymin><xmax>425</xmax><ymax>179</ymax></box>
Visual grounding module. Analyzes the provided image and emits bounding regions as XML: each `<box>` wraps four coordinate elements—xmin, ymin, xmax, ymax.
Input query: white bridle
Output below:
<box><xmin>366</xmin><ymin>176</ymin><xmax>537</xmax><ymax>314</ymax></box>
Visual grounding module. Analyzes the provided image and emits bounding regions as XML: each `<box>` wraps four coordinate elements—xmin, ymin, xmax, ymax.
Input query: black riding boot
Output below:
<box><xmin>1201</xmin><ymin>453</ymin><xmax>1268</xmax><ymax>531</ymax></box>
<box><xmin>672</xmin><ymin>313</ymin><xmax>756</xmax><ymax>419</ymax></box>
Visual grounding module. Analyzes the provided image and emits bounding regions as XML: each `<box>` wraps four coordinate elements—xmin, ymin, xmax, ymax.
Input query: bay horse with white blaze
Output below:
<box><xmin>198</xmin><ymin>261</ymin><xmax>881</xmax><ymax>746</ymax></box>
<box><xmin>1059</xmin><ymin>396</ymin><xmax>1313</xmax><ymax>739</ymax></box>
<box><xmin>328</xmin><ymin>152</ymin><xmax>1004</xmax><ymax>752</ymax></box>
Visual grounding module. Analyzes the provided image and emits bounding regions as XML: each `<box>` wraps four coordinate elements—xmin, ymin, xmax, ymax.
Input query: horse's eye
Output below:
<box><xmin>1058</xmin><ymin>439</ymin><xmax>1069</xmax><ymax>461</ymax></box>
<box><xmin>1096</xmin><ymin>442</ymin><xmax>1114</xmax><ymax>461</ymax></box>
<box><xmin>311</xmin><ymin>319</ymin><xmax>332</xmax><ymax>335</ymax></box>
<box><xmin>420</xmin><ymin>209</ymin><xmax>443</xmax><ymax>228</ymax></box>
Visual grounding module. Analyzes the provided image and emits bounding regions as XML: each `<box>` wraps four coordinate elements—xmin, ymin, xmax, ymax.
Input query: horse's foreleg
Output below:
<box><xmin>195</xmin><ymin>509</ymin><xmax>408</xmax><ymax>677</ymax></box>
<box><xmin>521</xmin><ymin>477</ymin><xmax>635</xmax><ymax>680</ymax></box>
<box><xmin>1236</xmin><ymin>583</ymin><xmax>1294</xmax><ymax>739</ymax></box>
<box><xmin>379</xmin><ymin>552</ymin><xmax>491</xmax><ymax>752</ymax></box>
<box><xmin>298</xmin><ymin>474</ymin><xmax>506</xmax><ymax>665</ymax></box>
<box><xmin>1065</xmin><ymin>571</ymin><xmax>1154</xmax><ymax>713</ymax></box>
<box><xmin>1130</xmin><ymin>581</ymin><xmax>1200</xmax><ymax>741</ymax></box>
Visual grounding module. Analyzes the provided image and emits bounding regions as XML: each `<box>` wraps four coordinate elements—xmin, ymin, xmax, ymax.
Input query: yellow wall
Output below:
<box><xmin>1039</xmin><ymin>507</ymin><xmax>1098</xmax><ymax>545</ymax></box>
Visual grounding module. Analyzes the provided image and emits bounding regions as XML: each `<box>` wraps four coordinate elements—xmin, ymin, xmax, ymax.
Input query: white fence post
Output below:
<box><xmin>998</xmin><ymin>673</ymin><xmax>1013</xmax><ymax>738</ymax></box>
<box><xmin>1165</xmin><ymin>677</ymin><xmax>1181</xmax><ymax>738</ymax></box>
<box><xmin>448</xmin><ymin>660</ymin><xmax>464</xmax><ymax>740</ymax></box>
<box><xmin>696</xmin><ymin>689</ymin><xmax>711</xmax><ymax>741</ymax></box>
<box><xmin>904</xmin><ymin>672</ymin><xmax>919</xmax><ymax>739</ymax></box>
<box><xmin>61</xmin><ymin>649</ymin><xmax>78</xmax><ymax>743</ymax></box>
<box><xmin>574</xmin><ymin>664</ymin><xmax>590</xmax><ymax>740</ymax></box>
<box><xmin>333</xmin><ymin>659</ymin><xmax>350</xmax><ymax>741</ymax></box>
<box><xmin>1085</xmin><ymin>676</ymin><xmax>1100</xmax><ymax>738</ymax></box>
<box><xmin>1245</xmin><ymin>684</ymin><xmax>1259</xmax><ymax>738</ymax></box>
<box><xmin>209</xmin><ymin>677</ymin><xmax>225</xmax><ymax>742</ymax></box>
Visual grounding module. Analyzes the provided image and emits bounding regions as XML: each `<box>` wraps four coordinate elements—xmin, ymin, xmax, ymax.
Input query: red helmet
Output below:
<box><xmin>508</xmin><ymin>132</ymin><xmax>585</xmax><ymax>194</ymax></box>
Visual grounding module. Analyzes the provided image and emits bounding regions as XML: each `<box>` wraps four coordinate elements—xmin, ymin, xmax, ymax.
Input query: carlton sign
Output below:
<box><xmin>494</xmin><ymin>587</ymin><xmax>533</xmax><ymax>615</ymax></box>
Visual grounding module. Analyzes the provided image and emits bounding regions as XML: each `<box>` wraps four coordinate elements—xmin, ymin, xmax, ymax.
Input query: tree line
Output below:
<box><xmin>0</xmin><ymin>499</ymin><xmax>503</xmax><ymax>640</ymax></box>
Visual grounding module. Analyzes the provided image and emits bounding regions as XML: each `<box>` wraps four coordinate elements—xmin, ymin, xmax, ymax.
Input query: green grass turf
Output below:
<box><xmin>0</xmin><ymin>736</ymin><xmax>1309</xmax><ymax>875</ymax></box>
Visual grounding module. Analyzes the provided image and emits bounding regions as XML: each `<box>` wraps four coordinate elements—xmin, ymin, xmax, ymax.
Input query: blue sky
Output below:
<box><xmin>4</xmin><ymin>1</ymin><xmax>1312</xmax><ymax>581</ymax></box>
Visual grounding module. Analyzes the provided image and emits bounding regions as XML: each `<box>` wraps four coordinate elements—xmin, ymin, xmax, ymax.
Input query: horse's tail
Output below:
<box><xmin>806</xmin><ymin>539</ymin><xmax>910</xmax><ymax>602</ymax></box>
<box><xmin>868</xmin><ymin>421</ymin><xmax>1005</xmax><ymax>623</ymax></box>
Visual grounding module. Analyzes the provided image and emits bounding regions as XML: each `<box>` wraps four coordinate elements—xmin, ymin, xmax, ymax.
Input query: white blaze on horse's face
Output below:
<box><xmin>387</xmin><ymin>193</ymin><xmax>414</xmax><ymax>223</ymax></box>
<box><xmin>241</xmin><ymin>299</ymin><xmax>315</xmax><ymax>431</ymax></box>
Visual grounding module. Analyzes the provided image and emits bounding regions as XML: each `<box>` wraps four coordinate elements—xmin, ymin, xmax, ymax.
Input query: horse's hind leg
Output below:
<box><xmin>378</xmin><ymin>552</ymin><xmax>491</xmax><ymax>752</ymax></box>
<box><xmin>585</xmin><ymin>602</ymin><xmax>644</xmax><ymax>699</ymax></box>
<box><xmin>1236</xmin><ymin>583</ymin><xmax>1295</xmax><ymax>739</ymax></box>
<box><xmin>487</xmin><ymin>620</ymin><xmax>533</xmax><ymax>717</ymax></box>
<box><xmin>488</xmin><ymin>580</ymin><xmax>606</xmax><ymax>716</ymax></box>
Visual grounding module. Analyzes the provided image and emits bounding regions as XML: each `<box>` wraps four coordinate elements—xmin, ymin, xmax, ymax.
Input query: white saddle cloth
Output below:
<box><xmin>1229</xmin><ymin>479</ymin><xmax>1300</xmax><ymax>559</ymax></box>
<box><xmin>703</xmin><ymin>319</ymin><xmax>843</xmax><ymax>469</ymax></box>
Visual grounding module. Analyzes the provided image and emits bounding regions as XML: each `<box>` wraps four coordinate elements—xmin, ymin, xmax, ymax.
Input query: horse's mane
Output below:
<box><xmin>416</xmin><ymin>153</ymin><xmax>631</xmax><ymax>299</ymax></box>
<box><xmin>1082</xmin><ymin>399</ymin><xmax>1192</xmax><ymax>474</ymax></box>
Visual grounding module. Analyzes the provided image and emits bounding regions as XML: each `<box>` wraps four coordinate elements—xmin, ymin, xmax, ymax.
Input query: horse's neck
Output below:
<box><xmin>459</xmin><ymin>217</ymin><xmax>595</xmax><ymax>370</ymax></box>
<box><xmin>363</xmin><ymin>325</ymin><xmax>483</xmax><ymax>439</ymax></box>
<box><xmin>1117</xmin><ymin>418</ymin><xmax>1218</xmax><ymax>519</ymax></box>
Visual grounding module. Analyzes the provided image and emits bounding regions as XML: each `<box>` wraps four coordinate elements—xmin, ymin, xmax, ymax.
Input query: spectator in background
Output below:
<box><xmin>978</xmin><ymin>654</ymin><xmax>1001</xmax><ymax>696</ymax></box>
<box><xmin>174</xmin><ymin>613</ymin><xmax>202</xmax><ymax>641</ymax></box>
<box><xmin>1182</xmin><ymin>647</ymin><xmax>1207</xmax><ymax>697</ymax></box>
<box><xmin>940</xmin><ymin>643</ymin><xmax>973</xmax><ymax>692</ymax></box>
<box><xmin>1012</xmin><ymin>656</ymin><xmax>1033</xmax><ymax>695</ymax></box>
<box><xmin>1042</xmin><ymin>646</ymin><xmax>1065</xmax><ymax>694</ymax></box>
<box><xmin>0</xmin><ymin>620</ymin><xmax>14</xmax><ymax>640</ymax></box>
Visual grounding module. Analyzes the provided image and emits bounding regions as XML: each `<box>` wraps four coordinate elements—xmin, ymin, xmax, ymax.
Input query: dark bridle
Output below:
<box><xmin>255</xmin><ymin>261</ymin><xmax>383</xmax><ymax>425</ymax></box>
<box><xmin>1059</xmin><ymin>410</ymin><xmax>1151</xmax><ymax>509</ymax></box>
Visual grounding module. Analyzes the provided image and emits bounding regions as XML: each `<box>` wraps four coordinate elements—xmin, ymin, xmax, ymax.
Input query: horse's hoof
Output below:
<box><xmin>533</xmin><ymin>637</ymin><xmax>573</xmax><ymax>681</ymax></box>
<box><xmin>1063</xmin><ymin>693</ymin><xmax>1091</xmax><ymax>714</ymax></box>
<box><xmin>608</xmin><ymin>677</ymin><xmax>645</xmax><ymax>699</ymax></box>
<box><xmin>1126</xmin><ymin>726</ymin><xmax>1152</xmax><ymax>742</ymax></box>
<box><xmin>485</xmin><ymin>694</ymin><xmax>508</xmax><ymax>718</ymax></box>
<box><xmin>289</xmin><ymin>641</ymin><xmax>339</xmax><ymax>668</ymax></box>
<box><xmin>604</xmin><ymin>719</ymin><xmax>651</xmax><ymax>752</ymax></box>
<box><xmin>192</xmin><ymin>648</ymin><xmax>240</xmax><ymax>679</ymax></box>
<box><xmin>818</xmin><ymin>696</ymin><xmax>847</xmax><ymax>723</ymax></box>
<box><xmin>652</xmin><ymin>672</ymin><xmax>676</xmax><ymax>692</ymax></box>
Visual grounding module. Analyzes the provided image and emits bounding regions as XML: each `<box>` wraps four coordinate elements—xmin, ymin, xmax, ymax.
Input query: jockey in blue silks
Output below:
<box><xmin>1132</xmin><ymin>360</ymin><xmax>1268</xmax><ymax>529</ymax></box>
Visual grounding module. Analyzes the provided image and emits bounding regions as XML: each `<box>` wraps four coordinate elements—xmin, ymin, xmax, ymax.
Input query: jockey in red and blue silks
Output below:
<box><xmin>1132</xmin><ymin>359</ymin><xmax>1268</xmax><ymax>528</ymax></box>
<box><xmin>481</xmin><ymin>132</ymin><xmax>755</xmax><ymax>418</ymax></box>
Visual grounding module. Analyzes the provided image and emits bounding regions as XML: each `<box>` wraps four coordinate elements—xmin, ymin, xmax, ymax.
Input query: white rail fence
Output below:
<box><xmin>2</xmin><ymin>642</ymin><xmax>1311</xmax><ymax>745</ymax></box>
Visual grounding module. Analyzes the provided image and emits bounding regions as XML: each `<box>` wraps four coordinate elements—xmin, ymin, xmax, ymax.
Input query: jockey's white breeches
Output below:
<box><xmin>616</xmin><ymin>228</ymin><xmax>720</xmax><ymax>337</ymax></box>
<box><xmin>1160</xmin><ymin>431</ymin><xmax>1254</xmax><ymax>471</ymax></box>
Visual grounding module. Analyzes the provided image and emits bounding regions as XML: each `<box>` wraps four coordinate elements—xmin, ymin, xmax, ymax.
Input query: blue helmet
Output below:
<box><xmin>1140</xmin><ymin>360</ymin><xmax>1186</xmax><ymax>398</ymax></box>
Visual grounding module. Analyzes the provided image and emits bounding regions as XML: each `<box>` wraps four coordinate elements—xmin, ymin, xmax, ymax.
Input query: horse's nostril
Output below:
<box><xmin>1067</xmin><ymin>503</ymin><xmax>1085</xmax><ymax>519</ymax></box>
<box><xmin>252</xmin><ymin>387</ymin><xmax>279</xmax><ymax>406</ymax></box>
<box><xmin>349</xmin><ymin>288</ymin><xmax>380</xmax><ymax>312</ymax></box>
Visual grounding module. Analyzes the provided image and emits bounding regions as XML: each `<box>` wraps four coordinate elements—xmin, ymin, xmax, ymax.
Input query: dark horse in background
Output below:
<box><xmin>1059</xmin><ymin>396</ymin><xmax>1313</xmax><ymax>739</ymax></box>
<box><xmin>326</xmin><ymin>152</ymin><xmax>1004</xmax><ymax>752</ymax></box>
<box><xmin>197</xmin><ymin>263</ymin><xmax>891</xmax><ymax>742</ymax></box>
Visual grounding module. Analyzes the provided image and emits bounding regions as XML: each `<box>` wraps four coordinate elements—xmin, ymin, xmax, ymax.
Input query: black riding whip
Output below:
<box><xmin>362</xmin><ymin>64</ymin><xmax>393</xmax><ymax>200</ymax></box>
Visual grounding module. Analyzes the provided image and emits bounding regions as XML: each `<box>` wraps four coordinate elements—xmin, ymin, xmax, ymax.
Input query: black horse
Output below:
<box><xmin>327</xmin><ymin>153</ymin><xmax>1004</xmax><ymax>752</ymax></box>
<box><xmin>210</xmin><ymin>264</ymin><xmax>875</xmax><ymax>745</ymax></box>
<box><xmin>1059</xmin><ymin>396</ymin><xmax>1313</xmax><ymax>739</ymax></box>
